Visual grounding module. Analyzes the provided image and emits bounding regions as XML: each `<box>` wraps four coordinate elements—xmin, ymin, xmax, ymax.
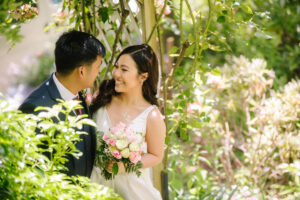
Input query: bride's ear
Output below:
<box><xmin>140</xmin><ymin>72</ymin><xmax>148</xmax><ymax>83</ymax></box>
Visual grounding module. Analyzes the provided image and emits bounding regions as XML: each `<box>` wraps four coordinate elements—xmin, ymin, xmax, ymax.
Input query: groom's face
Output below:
<box><xmin>82</xmin><ymin>55</ymin><xmax>103</xmax><ymax>89</ymax></box>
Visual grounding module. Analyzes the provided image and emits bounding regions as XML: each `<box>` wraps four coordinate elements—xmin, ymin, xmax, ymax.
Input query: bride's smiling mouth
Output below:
<box><xmin>115</xmin><ymin>80</ymin><xmax>124</xmax><ymax>86</ymax></box>
<box><xmin>115</xmin><ymin>81</ymin><xmax>122</xmax><ymax>84</ymax></box>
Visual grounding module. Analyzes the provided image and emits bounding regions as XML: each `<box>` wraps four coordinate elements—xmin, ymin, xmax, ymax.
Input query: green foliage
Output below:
<box><xmin>180</xmin><ymin>56</ymin><xmax>299</xmax><ymax>199</ymax></box>
<box><xmin>0</xmin><ymin>0</ymin><xmax>38</xmax><ymax>48</ymax></box>
<box><xmin>202</xmin><ymin>0</ymin><xmax>300</xmax><ymax>88</ymax></box>
<box><xmin>0</xmin><ymin>97</ymin><xmax>121</xmax><ymax>200</ymax></box>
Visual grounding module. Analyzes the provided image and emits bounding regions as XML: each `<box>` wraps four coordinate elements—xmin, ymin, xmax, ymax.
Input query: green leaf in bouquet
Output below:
<box><xmin>112</xmin><ymin>163</ymin><xmax>118</xmax><ymax>175</ymax></box>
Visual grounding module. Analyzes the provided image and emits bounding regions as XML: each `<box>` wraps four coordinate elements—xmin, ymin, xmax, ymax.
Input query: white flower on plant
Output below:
<box><xmin>116</xmin><ymin>139</ymin><xmax>128</xmax><ymax>150</ymax></box>
<box><xmin>129</xmin><ymin>142</ymin><xmax>141</xmax><ymax>152</ymax></box>
<box><xmin>187</xmin><ymin>102</ymin><xmax>202</xmax><ymax>114</ymax></box>
<box><xmin>206</xmin><ymin>72</ymin><xmax>222</xmax><ymax>87</ymax></box>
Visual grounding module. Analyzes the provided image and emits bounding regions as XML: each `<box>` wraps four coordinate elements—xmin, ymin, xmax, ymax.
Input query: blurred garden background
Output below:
<box><xmin>0</xmin><ymin>0</ymin><xmax>300</xmax><ymax>199</ymax></box>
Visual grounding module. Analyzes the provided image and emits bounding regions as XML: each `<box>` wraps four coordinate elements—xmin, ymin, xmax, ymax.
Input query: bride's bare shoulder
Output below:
<box><xmin>147</xmin><ymin>107</ymin><xmax>165</xmax><ymax>125</ymax></box>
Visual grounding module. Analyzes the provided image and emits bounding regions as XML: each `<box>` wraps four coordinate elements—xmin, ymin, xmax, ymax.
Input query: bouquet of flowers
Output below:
<box><xmin>95</xmin><ymin>122</ymin><xmax>144</xmax><ymax>180</ymax></box>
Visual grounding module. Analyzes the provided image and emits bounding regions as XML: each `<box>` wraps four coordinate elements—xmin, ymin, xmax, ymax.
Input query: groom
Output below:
<box><xmin>19</xmin><ymin>30</ymin><xmax>106</xmax><ymax>177</ymax></box>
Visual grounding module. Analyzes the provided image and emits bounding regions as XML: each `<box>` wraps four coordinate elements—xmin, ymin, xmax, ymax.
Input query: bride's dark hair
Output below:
<box><xmin>90</xmin><ymin>44</ymin><xmax>159</xmax><ymax>114</ymax></box>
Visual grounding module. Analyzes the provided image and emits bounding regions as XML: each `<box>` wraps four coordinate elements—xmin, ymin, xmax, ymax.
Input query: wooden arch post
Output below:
<box><xmin>141</xmin><ymin>0</ymin><xmax>164</xmax><ymax>197</ymax></box>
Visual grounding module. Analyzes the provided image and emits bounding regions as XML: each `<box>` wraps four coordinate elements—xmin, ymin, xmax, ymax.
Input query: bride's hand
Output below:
<box><xmin>106</xmin><ymin>161</ymin><xmax>125</xmax><ymax>174</ymax></box>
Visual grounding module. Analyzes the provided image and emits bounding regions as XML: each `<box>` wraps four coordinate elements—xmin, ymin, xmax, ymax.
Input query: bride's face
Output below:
<box><xmin>112</xmin><ymin>54</ymin><xmax>146</xmax><ymax>93</ymax></box>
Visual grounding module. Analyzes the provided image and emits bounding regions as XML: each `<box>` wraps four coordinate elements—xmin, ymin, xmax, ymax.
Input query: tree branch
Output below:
<box><xmin>103</xmin><ymin>1</ymin><xmax>129</xmax><ymax>80</ymax></box>
<box><xmin>203</xmin><ymin>0</ymin><xmax>213</xmax><ymax>38</ymax></box>
<box><xmin>165</xmin><ymin>41</ymin><xmax>190</xmax><ymax>86</ymax></box>
<box><xmin>184</xmin><ymin>0</ymin><xmax>198</xmax><ymax>71</ymax></box>
<box><xmin>92</xmin><ymin>0</ymin><xmax>96</xmax><ymax>36</ymax></box>
<box><xmin>180</xmin><ymin>0</ymin><xmax>183</xmax><ymax>42</ymax></box>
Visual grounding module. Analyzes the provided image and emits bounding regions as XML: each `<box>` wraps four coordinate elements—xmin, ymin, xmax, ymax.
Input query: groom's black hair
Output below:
<box><xmin>55</xmin><ymin>30</ymin><xmax>106</xmax><ymax>75</ymax></box>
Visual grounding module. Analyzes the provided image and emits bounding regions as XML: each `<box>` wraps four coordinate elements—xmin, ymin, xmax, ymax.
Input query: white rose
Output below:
<box><xmin>121</xmin><ymin>148</ymin><xmax>130</xmax><ymax>158</ymax></box>
<box><xmin>129</xmin><ymin>142</ymin><xmax>140</xmax><ymax>152</ymax></box>
<box><xmin>116</xmin><ymin>139</ymin><xmax>128</xmax><ymax>150</ymax></box>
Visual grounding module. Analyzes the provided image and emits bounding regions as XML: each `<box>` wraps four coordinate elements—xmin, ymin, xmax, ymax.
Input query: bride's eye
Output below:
<box><xmin>121</xmin><ymin>68</ymin><xmax>128</xmax><ymax>72</ymax></box>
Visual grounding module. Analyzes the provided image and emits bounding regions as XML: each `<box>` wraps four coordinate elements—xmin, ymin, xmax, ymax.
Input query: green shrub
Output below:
<box><xmin>168</xmin><ymin>56</ymin><xmax>300</xmax><ymax>199</ymax></box>
<box><xmin>0</xmin><ymin>96</ymin><xmax>121</xmax><ymax>200</ymax></box>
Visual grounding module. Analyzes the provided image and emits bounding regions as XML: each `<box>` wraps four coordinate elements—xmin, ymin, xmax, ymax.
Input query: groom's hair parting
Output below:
<box><xmin>54</xmin><ymin>30</ymin><xmax>106</xmax><ymax>76</ymax></box>
<box><xmin>90</xmin><ymin>44</ymin><xmax>159</xmax><ymax>114</ymax></box>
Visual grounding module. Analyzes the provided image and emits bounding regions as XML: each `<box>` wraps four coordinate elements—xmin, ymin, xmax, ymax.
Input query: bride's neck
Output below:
<box><xmin>116</xmin><ymin>92</ymin><xmax>146</xmax><ymax>106</ymax></box>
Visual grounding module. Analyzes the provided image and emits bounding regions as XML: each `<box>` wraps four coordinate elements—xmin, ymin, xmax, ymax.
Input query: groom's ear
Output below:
<box><xmin>77</xmin><ymin>65</ymin><xmax>85</xmax><ymax>78</ymax></box>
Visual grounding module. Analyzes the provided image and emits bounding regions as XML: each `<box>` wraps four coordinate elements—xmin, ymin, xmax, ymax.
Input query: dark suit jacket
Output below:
<box><xmin>18</xmin><ymin>73</ymin><xmax>96</xmax><ymax>177</ymax></box>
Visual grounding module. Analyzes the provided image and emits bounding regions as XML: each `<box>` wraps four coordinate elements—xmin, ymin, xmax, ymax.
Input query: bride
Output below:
<box><xmin>90</xmin><ymin>44</ymin><xmax>166</xmax><ymax>200</ymax></box>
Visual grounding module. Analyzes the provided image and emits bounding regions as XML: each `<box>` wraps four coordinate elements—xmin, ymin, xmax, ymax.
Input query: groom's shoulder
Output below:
<box><xmin>19</xmin><ymin>77</ymin><xmax>54</xmax><ymax>113</ymax></box>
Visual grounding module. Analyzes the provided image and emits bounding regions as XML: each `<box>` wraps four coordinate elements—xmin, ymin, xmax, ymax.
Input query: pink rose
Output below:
<box><xmin>187</xmin><ymin>102</ymin><xmax>201</xmax><ymax>114</ymax></box>
<box><xmin>109</xmin><ymin>139</ymin><xmax>116</xmax><ymax>146</ymax></box>
<box><xmin>125</xmin><ymin>127</ymin><xmax>136</xmax><ymax>142</ymax></box>
<box><xmin>85</xmin><ymin>93</ymin><xmax>92</xmax><ymax>104</ymax></box>
<box><xmin>102</xmin><ymin>134</ymin><xmax>108</xmax><ymax>142</ymax></box>
<box><xmin>111</xmin><ymin>122</ymin><xmax>126</xmax><ymax>133</ymax></box>
<box><xmin>125</xmin><ymin>126</ymin><xmax>134</xmax><ymax>135</ymax></box>
<box><xmin>129</xmin><ymin>152</ymin><xmax>141</xmax><ymax>164</ymax></box>
<box><xmin>113</xmin><ymin>150</ymin><xmax>122</xmax><ymax>159</ymax></box>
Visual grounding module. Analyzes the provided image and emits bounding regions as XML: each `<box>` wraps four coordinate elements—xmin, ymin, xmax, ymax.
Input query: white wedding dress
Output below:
<box><xmin>91</xmin><ymin>106</ymin><xmax>162</xmax><ymax>200</ymax></box>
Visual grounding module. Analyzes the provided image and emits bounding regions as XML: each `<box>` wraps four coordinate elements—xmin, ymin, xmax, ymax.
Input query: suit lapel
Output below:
<box><xmin>79</xmin><ymin>91</ymin><xmax>96</xmax><ymax>166</ymax></box>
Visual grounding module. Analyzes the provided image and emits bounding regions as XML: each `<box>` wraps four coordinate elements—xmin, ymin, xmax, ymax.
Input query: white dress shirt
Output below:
<box><xmin>52</xmin><ymin>73</ymin><xmax>77</xmax><ymax>100</ymax></box>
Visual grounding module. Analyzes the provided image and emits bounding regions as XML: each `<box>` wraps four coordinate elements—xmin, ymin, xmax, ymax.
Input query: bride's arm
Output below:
<box><xmin>141</xmin><ymin>108</ymin><xmax>166</xmax><ymax>169</ymax></box>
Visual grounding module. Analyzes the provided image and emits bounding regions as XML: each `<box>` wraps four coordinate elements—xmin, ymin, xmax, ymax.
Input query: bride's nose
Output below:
<box><xmin>112</xmin><ymin>67</ymin><xmax>121</xmax><ymax>78</ymax></box>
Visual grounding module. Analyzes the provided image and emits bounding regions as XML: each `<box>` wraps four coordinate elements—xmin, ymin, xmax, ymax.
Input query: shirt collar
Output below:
<box><xmin>52</xmin><ymin>73</ymin><xmax>77</xmax><ymax>101</ymax></box>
